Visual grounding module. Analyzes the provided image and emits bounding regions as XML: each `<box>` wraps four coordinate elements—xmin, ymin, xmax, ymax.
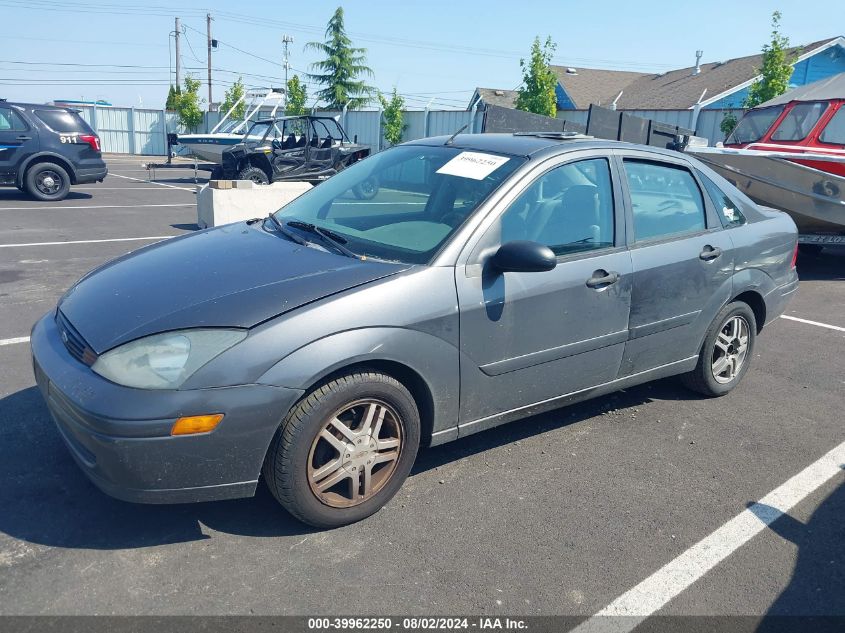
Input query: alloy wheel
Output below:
<box><xmin>307</xmin><ymin>399</ymin><xmax>403</xmax><ymax>508</ymax></box>
<box><xmin>35</xmin><ymin>170</ymin><xmax>62</xmax><ymax>195</ymax></box>
<box><xmin>711</xmin><ymin>315</ymin><xmax>750</xmax><ymax>384</ymax></box>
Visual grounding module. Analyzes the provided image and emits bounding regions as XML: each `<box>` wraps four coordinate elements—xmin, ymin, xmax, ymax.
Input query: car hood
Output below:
<box><xmin>59</xmin><ymin>222</ymin><xmax>409</xmax><ymax>353</ymax></box>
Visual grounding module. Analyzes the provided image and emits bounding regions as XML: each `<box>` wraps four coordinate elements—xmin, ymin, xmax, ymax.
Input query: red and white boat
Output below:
<box><xmin>689</xmin><ymin>73</ymin><xmax>845</xmax><ymax>246</ymax></box>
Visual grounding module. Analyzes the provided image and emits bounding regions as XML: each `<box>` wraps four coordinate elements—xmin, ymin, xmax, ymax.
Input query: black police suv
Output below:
<box><xmin>0</xmin><ymin>100</ymin><xmax>107</xmax><ymax>201</ymax></box>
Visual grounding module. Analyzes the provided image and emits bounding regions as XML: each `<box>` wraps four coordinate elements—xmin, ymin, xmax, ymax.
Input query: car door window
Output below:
<box><xmin>0</xmin><ymin>107</ymin><xmax>27</xmax><ymax>132</ymax></box>
<box><xmin>498</xmin><ymin>158</ymin><xmax>615</xmax><ymax>255</ymax></box>
<box><xmin>623</xmin><ymin>160</ymin><xmax>706</xmax><ymax>241</ymax></box>
<box><xmin>699</xmin><ymin>173</ymin><xmax>746</xmax><ymax>228</ymax></box>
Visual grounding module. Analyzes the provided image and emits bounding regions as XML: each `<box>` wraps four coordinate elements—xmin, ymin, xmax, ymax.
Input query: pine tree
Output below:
<box><xmin>515</xmin><ymin>36</ymin><xmax>558</xmax><ymax>118</ymax></box>
<box><xmin>165</xmin><ymin>84</ymin><xmax>181</xmax><ymax>110</ymax></box>
<box><xmin>306</xmin><ymin>7</ymin><xmax>375</xmax><ymax>109</ymax></box>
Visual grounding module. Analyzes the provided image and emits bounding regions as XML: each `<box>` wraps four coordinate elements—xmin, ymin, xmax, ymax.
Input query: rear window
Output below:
<box><xmin>35</xmin><ymin>109</ymin><xmax>94</xmax><ymax>134</ymax></box>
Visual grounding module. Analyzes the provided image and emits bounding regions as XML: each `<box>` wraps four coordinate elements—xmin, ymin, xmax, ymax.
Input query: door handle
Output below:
<box><xmin>699</xmin><ymin>245</ymin><xmax>722</xmax><ymax>261</ymax></box>
<box><xmin>16</xmin><ymin>135</ymin><xmax>32</xmax><ymax>141</ymax></box>
<box><xmin>586</xmin><ymin>269</ymin><xmax>619</xmax><ymax>288</ymax></box>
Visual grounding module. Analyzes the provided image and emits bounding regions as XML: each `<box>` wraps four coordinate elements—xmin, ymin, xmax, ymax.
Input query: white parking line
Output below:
<box><xmin>0</xmin><ymin>236</ymin><xmax>173</xmax><ymax>249</ymax></box>
<box><xmin>109</xmin><ymin>173</ymin><xmax>197</xmax><ymax>190</ymax></box>
<box><xmin>572</xmin><ymin>439</ymin><xmax>845</xmax><ymax>633</ymax></box>
<box><xmin>0</xmin><ymin>336</ymin><xmax>29</xmax><ymax>347</ymax></box>
<box><xmin>74</xmin><ymin>187</ymin><xmax>194</xmax><ymax>191</ymax></box>
<box><xmin>0</xmin><ymin>203</ymin><xmax>194</xmax><ymax>211</ymax></box>
<box><xmin>781</xmin><ymin>314</ymin><xmax>845</xmax><ymax>332</ymax></box>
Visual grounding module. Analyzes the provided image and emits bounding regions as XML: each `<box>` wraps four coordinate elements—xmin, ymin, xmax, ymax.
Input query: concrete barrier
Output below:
<box><xmin>197</xmin><ymin>181</ymin><xmax>313</xmax><ymax>228</ymax></box>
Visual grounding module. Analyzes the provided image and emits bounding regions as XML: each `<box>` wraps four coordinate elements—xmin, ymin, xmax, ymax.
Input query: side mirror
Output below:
<box><xmin>491</xmin><ymin>240</ymin><xmax>556</xmax><ymax>273</ymax></box>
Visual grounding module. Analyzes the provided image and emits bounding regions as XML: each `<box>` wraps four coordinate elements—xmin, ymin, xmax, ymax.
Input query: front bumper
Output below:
<box><xmin>30</xmin><ymin>312</ymin><xmax>303</xmax><ymax>504</ymax></box>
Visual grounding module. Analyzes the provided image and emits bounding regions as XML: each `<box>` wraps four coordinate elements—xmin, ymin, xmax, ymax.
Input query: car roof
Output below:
<box><xmin>253</xmin><ymin>115</ymin><xmax>338</xmax><ymax>124</ymax></box>
<box><xmin>406</xmin><ymin>133</ymin><xmax>687</xmax><ymax>161</ymax></box>
<box><xmin>0</xmin><ymin>101</ymin><xmax>76</xmax><ymax>111</ymax></box>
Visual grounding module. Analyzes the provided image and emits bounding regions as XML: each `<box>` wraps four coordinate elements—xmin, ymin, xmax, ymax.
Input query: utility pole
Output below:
<box><xmin>174</xmin><ymin>17</ymin><xmax>181</xmax><ymax>88</ymax></box>
<box><xmin>282</xmin><ymin>34</ymin><xmax>293</xmax><ymax>109</ymax></box>
<box><xmin>206</xmin><ymin>13</ymin><xmax>214</xmax><ymax>111</ymax></box>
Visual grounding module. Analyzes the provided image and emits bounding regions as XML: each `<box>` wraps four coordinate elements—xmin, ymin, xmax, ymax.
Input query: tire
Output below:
<box><xmin>352</xmin><ymin>176</ymin><xmax>379</xmax><ymax>200</ymax></box>
<box><xmin>210</xmin><ymin>166</ymin><xmax>224</xmax><ymax>180</ymax></box>
<box><xmin>237</xmin><ymin>165</ymin><xmax>270</xmax><ymax>185</ymax></box>
<box><xmin>681</xmin><ymin>301</ymin><xmax>757</xmax><ymax>397</ymax></box>
<box><xmin>263</xmin><ymin>371</ymin><xmax>421</xmax><ymax>528</ymax></box>
<box><xmin>25</xmin><ymin>162</ymin><xmax>71</xmax><ymax>201</ymax></box>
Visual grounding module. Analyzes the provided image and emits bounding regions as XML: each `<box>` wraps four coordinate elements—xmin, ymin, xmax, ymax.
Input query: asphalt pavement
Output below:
<box><xmin>0</xmin><ymin>156</ymin><xmax>842</xmax><ymax>622</ymax></box>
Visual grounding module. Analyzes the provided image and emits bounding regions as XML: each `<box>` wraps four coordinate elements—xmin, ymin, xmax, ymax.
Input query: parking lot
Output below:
<box><xmin>0</xmin><ymin>155</ymin><xmax>843</xmax><ymax>622</ymax></box>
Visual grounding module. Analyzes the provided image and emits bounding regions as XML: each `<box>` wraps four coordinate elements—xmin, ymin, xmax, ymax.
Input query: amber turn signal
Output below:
<box><xmin>171</xmin><ymin>414</ymin><xmax>224</xmax><ymax>436</ymax></box>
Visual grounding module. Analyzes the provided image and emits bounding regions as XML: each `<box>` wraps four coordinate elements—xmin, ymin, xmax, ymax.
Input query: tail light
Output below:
<box><xmin>79</xmin><ymin>134</ymin><xmax>101</xmax><ymax>152</ymax></box>
<box><xmin>790</xmin><ymin>242</ymin><xmax>798</xmax><ymax>269</ymax></box>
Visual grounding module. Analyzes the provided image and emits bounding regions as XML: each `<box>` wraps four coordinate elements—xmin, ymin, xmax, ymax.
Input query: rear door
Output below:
<box><xmin>0</xmin><ymin>106</ymin><xmax>38</xmax><ymax>184</ymax></box>
<box><xmin>617</xmin><ymin>150</ymin><xmax>734</xmax><ymax>376</ymax></box>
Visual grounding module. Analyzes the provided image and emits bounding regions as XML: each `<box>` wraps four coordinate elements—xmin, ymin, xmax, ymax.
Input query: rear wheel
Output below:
<box><xmin>25</xmin><ymin>162</ymin><xmax>71</xmax><ymax>201</ymax></box>
<box><xmin>237</xmin><ymin>165</ymin><xmax>269</xmax><ymax>185</ymax></box>
<box><xmin>681</xmin><ymin>301</ymin><xmax>756</xmax><ymax>397</ymax></box>
<box><xmin>263</xmin><ymin>371</ymin><xmax>420</xmax><ymax>528</ymax></box>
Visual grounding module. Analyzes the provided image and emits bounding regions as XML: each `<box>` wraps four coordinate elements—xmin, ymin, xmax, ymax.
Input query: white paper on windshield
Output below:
<box><xmin>436</xmin><ymin>151</ymin><xmax>510</xmax><ymax>180</ymax></box>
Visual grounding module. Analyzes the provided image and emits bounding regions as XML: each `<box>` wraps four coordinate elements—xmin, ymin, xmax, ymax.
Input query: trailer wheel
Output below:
<box><xmin>210</xmin><ymin>166</ymin><xmax>224</xmax><ymax>181</ymax></box>
<box><xmin>238</xmin><ymin>166</ymin><xmax>269</xmax><ymax>185</ymax></box>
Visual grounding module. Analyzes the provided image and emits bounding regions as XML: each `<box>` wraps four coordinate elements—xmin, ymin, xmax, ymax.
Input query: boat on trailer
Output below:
<box><xmin>175</xmin><ymin>89</ymin><xmax>285</xmax><ymax>163</ymax></box>
<box><xmin>688</xmin><ymin>73</ymin><xmax>845</xmax><ymax>248</ymax></box>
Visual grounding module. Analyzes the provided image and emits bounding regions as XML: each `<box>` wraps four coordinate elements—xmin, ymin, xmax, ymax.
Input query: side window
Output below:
<box><xmin>498</xmin><ymin>158</ymin><xmax>615</xmax><ymax>256</ymax></box>
<box><xmin>699</xmin><ymin>173</ymin><xmax>746</xmax><ymax>228</ymax></box>
<box><xmin>0</xmin><ymin>107</ymin><xmax>27</xmax><ymax>132</ymax></box>
<box><xmin>623</xmin><ymin>160</ymin><xmax>706</xmax><ymax>241</ymax></box>
<box><xmin>819</xmin><ymin>108</ymin><xmax>845</xmax><ymax>145</ymax></box>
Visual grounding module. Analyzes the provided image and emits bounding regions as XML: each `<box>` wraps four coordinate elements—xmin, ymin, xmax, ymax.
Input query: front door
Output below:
<box><xmin>456</xmin><ymin>155</ymin><xmax>632</xmax><ymax>431</ymax></box>
<box><xmin>0</xmin><ymin>106</ymin><xmax>37</xmax><ymax>184</ymax></box>
<box><xmin>618</xmin><ymin>154</ymin><xmax>734</xmax><ymax>376</ymax></box>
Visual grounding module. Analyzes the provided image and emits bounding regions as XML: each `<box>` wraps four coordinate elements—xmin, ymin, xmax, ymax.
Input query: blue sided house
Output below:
<box><xmin>469</xmin><ymin>37</ymin><xmax>845</xmax><ymax>112</ymax></box>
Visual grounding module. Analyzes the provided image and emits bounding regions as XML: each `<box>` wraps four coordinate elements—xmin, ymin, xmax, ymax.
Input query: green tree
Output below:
<box><xmin>744</xmin><ymin>11</ymin><xmax>796</xmax><ymax>108</ymax></box>
<box><xmin>220</xmin><ymin>77</ymin><xmax>246</xmax><ymax>120</ymax></box>
<box><xmin>174</xmin><ymin>75</ymin><xmax>204</xmax><ymax>132</ymax></box>
<box><xmin>515</xmin><ymin>36</ymin><xmax>558</xmax><ymax>118</ymax></box>
<box><xmin>165</xmin><ymin>84</ymin><xmax>181</xmax><ymax>111</ymax></box>
<box><xmin>720</xmin><ymin>111</ymin><xmax>739</xmax><ymax>138</ymax></box>
<box><xmin>285</xmin><ymin>75</ymin><xmax>308</xmax><ymax>115</ymax></box>
<box><xmin>379</xmin><ymin>88</ymin><xmax>406</xmax><ymax>146</ymax></box>
<box><xmin>306</xmin><ymin>6</ymin><xmax>375</xmax><ymax>109</ymax></box>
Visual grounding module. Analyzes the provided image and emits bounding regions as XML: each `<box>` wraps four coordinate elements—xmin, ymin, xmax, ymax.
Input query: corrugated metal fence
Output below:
<box><xmin>71</xmin><ymin>104</ymin><xmax>741</xmax><ymax>155</ymax></box>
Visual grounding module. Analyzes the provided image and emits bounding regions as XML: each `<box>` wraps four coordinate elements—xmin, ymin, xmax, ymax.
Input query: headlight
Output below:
<box><xmin>91</xmin><ymin>329</ymin><xmax>247</xmax><ymax>390</ymax></box>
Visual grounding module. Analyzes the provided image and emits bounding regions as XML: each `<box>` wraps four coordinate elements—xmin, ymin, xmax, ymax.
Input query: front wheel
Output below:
<box><xmin>25</xmin><ymin>162</ymin><xmax>71</xmax><ymax>201</ymax></box>
<box><xmin>681</xmin><ymin>301</ymin><xmax>757</xmax><ymax>397</ymax></box>
<box><xmin>237</xmin><ymin>165</ymin><xmax>270</xmax><ymax>185</ymax></box>
<box><xmin>263</xmin><ymin>371</ymin><xmax>420</xmax><ymax>528</ymax></box>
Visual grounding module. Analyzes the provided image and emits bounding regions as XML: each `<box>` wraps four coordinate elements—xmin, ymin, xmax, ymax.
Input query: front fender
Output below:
<box><xmin>257</xmin><ymin>327</ymin><xmax>460</xmax><ymax>444</ymax></box>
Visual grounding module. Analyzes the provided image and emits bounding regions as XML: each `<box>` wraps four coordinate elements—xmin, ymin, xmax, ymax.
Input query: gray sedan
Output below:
<box><xmin>31</xmin><ymin>134</ymin><xmax>799</xmax><ymax>528</ymax></box>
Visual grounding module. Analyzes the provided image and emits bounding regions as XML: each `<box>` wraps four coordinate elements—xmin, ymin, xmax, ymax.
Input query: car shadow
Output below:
<box><xmin>0</xmin><ymin>378</ymin><xmax>691</xmax><ymax>548</ymax></box>
<box><xmin>0</xmin><ymin>191</ymin><xmax>93</xmax><ymax>202</ymax></box>
<box><xmin>796</xmin><ymin>246</ymin><xmax>845</xmax><ymax>281</ymax></box>
<box><xmin>754</xmin><ymin>471</ymin><xmax>845</xmax><ymax>628</ymax></box>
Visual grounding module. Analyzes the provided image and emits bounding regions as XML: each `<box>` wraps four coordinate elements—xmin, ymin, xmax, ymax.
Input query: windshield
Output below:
<box><xmin>243</xmin><ymin>121</ymin><xmax>282</xmax><ymax>143</ymax></box>
<box><xmin>770</xmin><ymin>102</ymin><xmax>828</xmax><ymax>141</ymax></box>
<box><xmin>273</xmin><ymin>144</ymin><xmax>525</xmax><ymax>264</ymax></box>
<box><xmin>726</xmin><ymin>105</ymin><xmax>785</xmax><ymax>144</ymax></box>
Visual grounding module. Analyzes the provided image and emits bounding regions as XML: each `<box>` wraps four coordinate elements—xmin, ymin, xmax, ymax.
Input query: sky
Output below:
<box><xmin>0</xmin><ymin>0</ymin><xmax>842</xmax><ymax>110</ymax></box>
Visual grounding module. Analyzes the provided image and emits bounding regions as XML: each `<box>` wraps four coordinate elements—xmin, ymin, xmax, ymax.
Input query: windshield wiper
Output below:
<box><xmin>286</xmin><ymin>220</ymin><xmax>363</xmax><ymax>259</ymax></box>
<box><xmin>266</xmin><ymin>214</ymin><xmax>309</xmax><ymax>246</ymax></box>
